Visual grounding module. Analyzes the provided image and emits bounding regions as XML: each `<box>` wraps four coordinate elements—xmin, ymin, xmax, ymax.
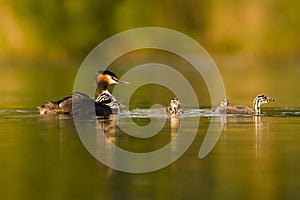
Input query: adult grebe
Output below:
<box><xmin>38</xmin><ymin>70</ymin><xmax>129</xmax><ymax>116</ymax></box>
<box><xmin>214</xmin><ymin>94</ymin><xmax>275</xmax><ymax>115</ymax></box>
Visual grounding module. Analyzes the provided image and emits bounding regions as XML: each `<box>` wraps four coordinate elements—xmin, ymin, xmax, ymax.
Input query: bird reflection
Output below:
<box><xmin>253</xmin><ymin>116</ymin><xmax>262</xmax><ymax>157</ymax></box>
<box><xmin>213</xmin><ymin>115</ymin><xmax>273</xmax><ymax>158</ymax></box>
<box><xmin>94</xmin><ymin>112</ymin><xmax>183</xmax><ymax>172</ymax></box>
<box><xmin>253</xmin><ymin>116</ymin><xmax>273</xmax><ymax>158</ymax></box>
<box><xmin>95</xmin><ymin>115</ymin><xmax>121</xmax><ymax>176</ymax></box>
<box><xmin>96</xmin><ymin>115</ymin><xmax>120</xmax><ymax>142</ymax></box>
<box><xmin>170</xmin><ymin>115</ymin><xmax>180</xmax><ymax>139</ymax></box>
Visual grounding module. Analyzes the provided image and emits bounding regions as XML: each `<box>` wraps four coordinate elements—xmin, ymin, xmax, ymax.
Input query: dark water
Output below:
<box><xmin>1</xmin><ymin>107</ymin><xmax>300</xmax><ymax>200</ymax></box>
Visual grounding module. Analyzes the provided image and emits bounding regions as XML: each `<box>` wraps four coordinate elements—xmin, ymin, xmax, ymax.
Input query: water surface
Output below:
<box><xmin>1</xmin><ymin>107</ymin><xmax>300</xmax><ymax>200</ymax></box>
<box><xmin>1</xmin><ymin>61</ymin><xmax>300</xmax><ymax>199</ymax></box>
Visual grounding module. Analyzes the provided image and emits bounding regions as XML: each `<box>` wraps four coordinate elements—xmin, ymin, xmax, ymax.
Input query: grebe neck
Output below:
<box><xmin>252</xmin><ymin>94</ymin><xmax>275</xmax><ymax>115</ymax></box>
<box><xmin>253</xmin><ymin>96</ymin><xmax>262</xmax><ymax>114</ymax></box>
<box><xmin>96</xmin><ymin>83</ymin><xmax>108</xmax><ymax>96</ymax></box>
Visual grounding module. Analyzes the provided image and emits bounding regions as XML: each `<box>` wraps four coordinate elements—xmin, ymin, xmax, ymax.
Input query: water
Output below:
<box><xmin>1</xmin><ymin>60</ymin><xmax>300</xmax><ymax>199</ymax></box>
<box><xmin>1</xmin><ymin>107</ymin><xmax>300</xmax><ymax>200</ymax></box>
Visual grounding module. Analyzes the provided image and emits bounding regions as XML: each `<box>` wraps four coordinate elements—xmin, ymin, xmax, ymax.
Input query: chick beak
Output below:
<box><xmin>266</xmin><ymin>97</ymin><xmax>275</xmax><ymax>102</ymax></box>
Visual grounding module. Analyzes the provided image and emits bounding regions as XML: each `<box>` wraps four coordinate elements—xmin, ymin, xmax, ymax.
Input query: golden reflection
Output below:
<box><xmin>253</xmin><ymin>116</ymin><xmax>262</xmax><ymax>158</ymax></box>
<box><xmin>94</xmin><ymin>113</ymin><xmax>183</xmax><ymax>173</ymax></box>
<box><xmin>170</xmin><ymin>115</ymin><xmax>180</xmax><ymax>139</ymax></box>
<box><xmin>170</xmin><ymin>116</ymin><xmax>181</xmax><ymax>161</ymax></box>
<box><xmin>253</xmin><ymin>116</ymin><xmax>273</xmax><ymax>158</ymax></box>
<box><xmin>218</xmin><ymin>115</ymin><xmax>274</xmax><ymax>159</ymax></box>
<box><xmin>216</xmin><ymin>115</ymin><xmax>274</xmax><ymax>155</ymax></box>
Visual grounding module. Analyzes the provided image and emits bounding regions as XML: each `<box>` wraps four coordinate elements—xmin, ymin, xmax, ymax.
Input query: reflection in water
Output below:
<box><xmin>254</xmin><ymin>116</ymin><xmax>262</xmax><ymax>158</ymax></box>
<box><xmin>94</xmin><ymin>113</ymin><xmax>184</xmax><ymax>173</ymax></box>
<box><xmin>170</xmin><ymin>116</ymin><xmax>180</xmax><ymax>139</ymax></box>
<box><xmin>253</xmin><ymin>116</ymin><xmax>274</xmax><ymax>158</ymax></box>
<box><xmin>170</xmin><ymin>116</ymin><xmax>180</xmax><ymax>160</ymax></box>
<box><xmin>216</xmin><ymin>115</ymin><xmax>274</xmax><ymax>158</ymax></box>
<box><xmin>96</xmin><ymin>115</ymin><xmax>120</xmax><ymax>176</ymax></box>
<box><xmin>211</xmin><ymin>115</ymin><xmax>279</xmax><ymax>200</ymax></box>
<box><xmin>252</xmin><ymin>116</ymin><xmax>276</xmax><ymax>200</ymax></box>
<box><xmin>96</xmin><ymin>115</ymin><xmax>120</xmax><ymax>142</ymax></box>
<box><xmin>3</xmin><ymin>108</ymin><xmax>300</xmax><ymax>199</ymax></box>
<box><xmin>219</xmin><ymin>116</ymin><xmax>228</xmax><ymax>148</ymax></box>
<box><xmin>198</xmin><ymin>116</ymin><xmax>225</xmax><ymax>158</ymax></box>
<box><xmin>57</xmin><ymin>109</ymin><xmax>285</xmax><ymax>200</ymax></box>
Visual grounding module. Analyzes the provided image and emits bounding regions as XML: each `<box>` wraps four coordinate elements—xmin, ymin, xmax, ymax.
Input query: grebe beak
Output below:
<box><xmin>267</xmin><ymin>97</ymin><xmax>275</xmax><ymax>102</ymax></box>
<box><xmin>117</xmin><ymin>79</ymin><xmax>130</xmax><ymax>84</ymax></box>
<box><xmin>110</xmin><ymin>75</ymin><xmax>129</xmax><ymax>84</ymax></box>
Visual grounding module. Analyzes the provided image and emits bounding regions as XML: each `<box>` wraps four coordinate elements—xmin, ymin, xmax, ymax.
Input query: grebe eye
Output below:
<box><xmin>112</xmin><ymin>76</ymin><xmax>119</xmax><ymax>82</ymax></box>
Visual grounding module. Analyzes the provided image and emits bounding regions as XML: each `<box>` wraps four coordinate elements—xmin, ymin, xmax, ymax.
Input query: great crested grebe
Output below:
<box><xmin>38</xmin><ymin>70</ymin><xmax>129</xmax><ymax>116</ymax></box>
<box><xmin>214</xmin><ymin>94</ymin><xmax>275</xmax><ymax>115</ymax></box>
<box><xmin>166</xmin><ymin>98</ymin><xmax>182</xmax><ymax>114</ymax></box>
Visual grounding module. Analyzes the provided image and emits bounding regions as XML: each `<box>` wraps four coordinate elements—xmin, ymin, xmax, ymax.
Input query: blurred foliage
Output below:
<box><xmin>0</xmin><ymin>0</ymin><xmax>300</xmax><ymax>61</ymax></box>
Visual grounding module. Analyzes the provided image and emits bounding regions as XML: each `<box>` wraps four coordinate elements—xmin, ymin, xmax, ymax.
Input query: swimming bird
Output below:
<box><xmin>214</xmin><ymin>94</ymin><xmax>275</xmax><ymax>115</ymax></box>
<box><xmin>38</xmin><ymin>70</ymin><xmax>129</xmax><ymax>116</ymax></box>
<box><xmin>212</xmin><ymin>98</ymin><xmax>229</xmax><ymax>114</ymax></box>
<box><xmin>149</xmin><ymin>98</ymin><xmax>182</xmax><ymax>115</ymax></box>
<box><xmin>166</xmin><ymin>98</ymin><xmax>182</xmax><ymax>114</ymax></box>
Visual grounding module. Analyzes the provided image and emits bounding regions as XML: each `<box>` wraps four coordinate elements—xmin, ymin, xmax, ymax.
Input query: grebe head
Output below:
<box><xmin>220</xmin><ymin>99</ymin><xmax>229</xmax><ymax>107</ymax></box>
<box><xmin>96</xmin><ymin>70</ymin><xmax>129</xmax><ymax>85</ymax></box>
<box><xmin>95</xmin><ymin>70</ymin><xmax>129</xmax><ymax>95</ymax></box>
<box><xmin>253</xmin><ymin>94</ymin><xmax>275</xmax><ymax>114</ymax></box>
<box><xmin>170</xmin><ymin>98</ymin><xmax>181</xmax><ymax>111</ymax></box>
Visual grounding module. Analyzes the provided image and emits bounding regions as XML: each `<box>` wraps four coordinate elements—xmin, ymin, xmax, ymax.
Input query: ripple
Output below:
<box><xmin>0</xmin><ymin>109</ymin><xmax>39</xmax><ymax>118</ymax></box>
<box><xmin>120</xmin><ymin>108</ymin><xmax>300</xmax><ymax>118</ymax></box>
<box><xmin>1</xmin><ymin>107</ymin><xmax>300</xmax><ymax>118</ymax></box>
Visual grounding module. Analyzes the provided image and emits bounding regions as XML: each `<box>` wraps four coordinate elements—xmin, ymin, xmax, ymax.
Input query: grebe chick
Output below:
<box><xmin>38</xmin><ymin>70</ymin><xmax>129</xmax><ymax>116</ymax></box>
<box><xmin>212</xmin><ymin>98</ymin><xmax>229</xmax><ymax>114</ymax></box>
<box><xmin>220</xmin><ymin>99</ymin><xmax>230</xmax><ymax>107</ymax></box>
<box><xmin>166</xmin><ymin>98</ymin><xmax>182</xmax><ymax>114</ymax></box>
<box><xmin>215</xmin><ymin>94</ymin><xmax>275</xmax><ymax>115</ymax></box>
